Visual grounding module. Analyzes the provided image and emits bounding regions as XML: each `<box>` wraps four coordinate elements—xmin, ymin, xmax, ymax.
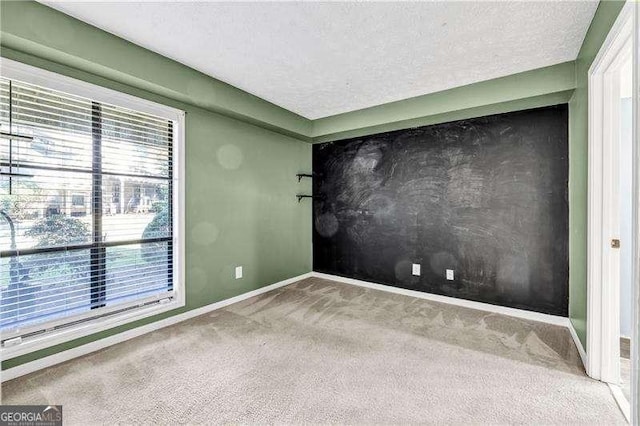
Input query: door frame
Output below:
<box><xmin>587</xmin><ymin>0</ymin><xmax>635</xmax><ymax>419</ymax></box>
<box><xmin>587</xmin><ymin>0</ymin><xmax>633</xmax><ymax>383</ymax></box>
<box><xmin>632</xmin><ymin>2</ymin><xmax>640</xmax><ymax>423</ymax></box>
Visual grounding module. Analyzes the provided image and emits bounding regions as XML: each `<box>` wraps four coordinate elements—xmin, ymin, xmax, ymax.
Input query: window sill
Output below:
<box><xmin>0</xmin><ymin>298</ymin><xmax>184</xmax><ymax>361</ymax></box>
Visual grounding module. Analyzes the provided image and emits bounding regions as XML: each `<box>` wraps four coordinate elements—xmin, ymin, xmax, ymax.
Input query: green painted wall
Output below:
<box><xmin>1</xmin><ymin>17</ymin><xmax>312</xmax><ymax>368</ymax></box>
<box><xmin>568</xmin><ymin>0</ymin><xmax>625</xmax><ymax>347</ymax></box>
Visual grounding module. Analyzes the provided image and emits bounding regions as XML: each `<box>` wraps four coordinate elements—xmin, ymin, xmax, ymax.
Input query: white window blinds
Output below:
<box><xmin>0</xmin><ymin>76</ymin><xmax>177</xmax><ymax>339</ymax></box>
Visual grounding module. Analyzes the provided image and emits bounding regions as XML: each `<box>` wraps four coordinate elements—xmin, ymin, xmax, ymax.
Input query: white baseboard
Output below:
<box><xmin>1</xmin><ymin>272</ymin><xmax>313</xmax><ymax>382</ymax></box>
<box><xmin>312</xmin><ymin>273</ymin><xmax>594</xmax><ymax>372</ymax></box>
<box><xmin>2</xmin><ymin>271</ymin><xmax>583</xmax><ymax>383</ymax></box>
<box><xmin>567</xmin><ymin>320</ymin><xmax>588</xmax><ymax>370</ymax></box>
<box><xmin>312</xmin><ymin>272</ymin><xmax>571</xmax><ymax>328</ymax></box>
<box><xmin>608</xmin><ymin>383</ymin><xmax>631</xmax><ymax>423</ymax></box>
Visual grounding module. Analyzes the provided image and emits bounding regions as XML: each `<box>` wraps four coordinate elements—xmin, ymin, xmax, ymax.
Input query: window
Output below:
<box><xmin>0</xmin><ymin>59</ymin><xmax>184</xmax><ymax>356</ymax></box>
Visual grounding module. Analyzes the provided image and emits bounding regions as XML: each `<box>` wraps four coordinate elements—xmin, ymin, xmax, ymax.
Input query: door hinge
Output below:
<box><xmin>611</xmin><ymin>239</ymin><xmax>621</xmax><ymax>249</ymax></box>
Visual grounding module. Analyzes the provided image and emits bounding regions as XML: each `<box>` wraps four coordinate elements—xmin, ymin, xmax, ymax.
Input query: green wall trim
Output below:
<box><xmin>0</xmin><ymin>1</ymin><xmax>312</xmax><ymax>140</ymax></box>
<box><xmin>568</xmin><ymin>0</ymin><xmax>626</xmax><ymax>348</ymax></box>
<box><xmin>311</xmin><ymin>61</ymin><xmax>576</xmax><ymax>139</ymax></box>
<box><xmin>313</xmin><ymin>91</ymin><xmax>575</xmax><ymax>143</ymax></box>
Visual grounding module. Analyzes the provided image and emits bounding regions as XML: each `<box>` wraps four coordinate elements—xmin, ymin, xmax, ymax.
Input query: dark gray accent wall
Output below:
<box><xmin>312</xmin><ymin>105</ymin><xmax>569</xmax><ymax>316</ymax></box>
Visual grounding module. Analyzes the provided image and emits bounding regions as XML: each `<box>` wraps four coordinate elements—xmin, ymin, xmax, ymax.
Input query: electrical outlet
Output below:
<box><xmin>412</xmin><ymin>263</ymin><xmax>421</xmax><ymax>276</ymax></box>
<box><xmin>235</xmin><ymin>266</ymin><xmax>243</xmax><ymax>279</ymax></box>
<box><xmin>446</xmin><ymin>269</ymin><xmax>454</xmax><ymax>280</ymax></box>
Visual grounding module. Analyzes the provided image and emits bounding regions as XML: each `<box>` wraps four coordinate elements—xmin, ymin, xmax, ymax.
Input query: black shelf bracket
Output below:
<box><xmin>296</xmin><ymin>173</ymin><xmax>313</xmax><ymax>182</ymax></box>
<box><xmin>296</xmin><ymin>194</ymin><xmax>322</xmax><ymax>203</ymax></box>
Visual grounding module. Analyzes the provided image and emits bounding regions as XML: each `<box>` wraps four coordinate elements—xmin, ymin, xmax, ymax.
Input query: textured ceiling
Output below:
<box><xmin>42</xmin><ymin>1</ymin><xmax>598</xmax><ymax>119</ymax></box>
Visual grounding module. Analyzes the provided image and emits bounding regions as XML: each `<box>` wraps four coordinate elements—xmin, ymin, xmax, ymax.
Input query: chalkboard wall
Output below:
<box><xmin>312</xmin><ymin>105</ymin><xmax>569</xmax><ymax>316</ymax></box>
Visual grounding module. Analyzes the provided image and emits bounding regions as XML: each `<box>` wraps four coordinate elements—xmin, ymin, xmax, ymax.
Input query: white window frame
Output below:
<box><xmin>0</xmin><ymin>58</ymin><xmax>186</xmax><ymax>360</ymax></box>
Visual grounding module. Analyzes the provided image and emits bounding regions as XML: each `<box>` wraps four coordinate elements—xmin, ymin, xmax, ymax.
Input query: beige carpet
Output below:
<box><xmin>2</xmin><ymin>277</ymin><xmax>625</xmax><ymax>424</ymax></box>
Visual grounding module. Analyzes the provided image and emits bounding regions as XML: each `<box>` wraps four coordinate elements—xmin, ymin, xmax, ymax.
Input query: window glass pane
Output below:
<box><xmin>0</xmin><ymin>79</ymin><xmax>93</xmax><ymax>171</ymax></box>
<box><xmin>0</xmin><ymin>168</ymin><xmax>92</xmax><ymax>251</ymax></box>
<box><xmin>0</xmin><ymin>249</ymin><xmax>91</xmax><ymax>331</ymax></box>
<box><xmin>0</xmin><ymin>80</ymin><xmax>9</xmax><ymax>134</ymax></box>
<box><xmin>105</xmin><ymin>242</ymin><xmax>171</xmax><ymax>304</ymax></box>
<box><xmin>101</xmin><ymin>178</ymin><xmax>169</xmax><ymax>242</ymax></box>
<box><xmin>101</xmin><ymin>104</ymin><xmax>170</xmax><ymax>178</ymax></box>
<box><xmin>0</xmin><ymin>71</ymin><xmax>174</xmax><ymax>336</ymax></box>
